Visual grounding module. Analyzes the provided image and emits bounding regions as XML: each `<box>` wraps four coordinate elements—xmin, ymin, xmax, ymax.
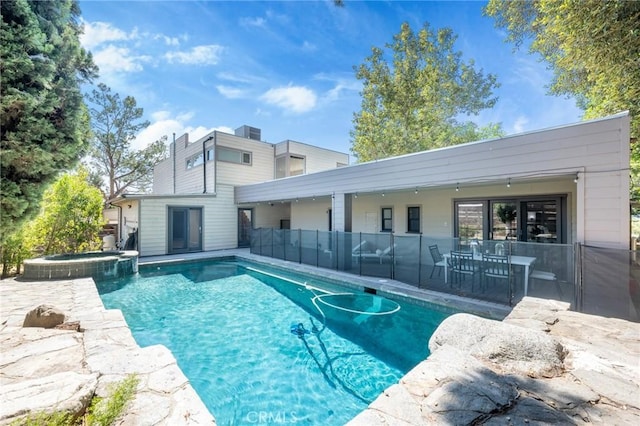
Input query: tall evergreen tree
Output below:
<box><xmin>351</xmin><ymin>22</ymin><xmax>502</xmax><ymax>162</ymax></box>
<box><xmin>1</xmin><ymin>0</ymin><xmax>97</xmax><ymax>241</ymax></box>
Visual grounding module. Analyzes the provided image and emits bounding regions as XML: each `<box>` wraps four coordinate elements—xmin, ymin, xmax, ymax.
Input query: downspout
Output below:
<box><xmin>213</xmin><ymin>131</ymin><xmax>217</xmax><ymax>194</ymax></box>
<box><xmin>111</xmin><ymin>203</ymin><xmax>123</xmax><ymax>248</ymax></box>
<box><xmin>203</xmin><ymin>135</ymin><xmax>213</xmax><ymax>193</ymax></box>
<box><xmin>172</xmin><ymin>133</ymin><xmax>176</xmax><ymax>194</ymax></box>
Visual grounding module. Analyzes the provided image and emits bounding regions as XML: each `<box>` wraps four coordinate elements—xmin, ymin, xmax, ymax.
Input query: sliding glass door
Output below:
<box><xmin>455</xmin><ymin>197</ymin><xmax>565</xmax><ymax>243</ymax></box>
<box><xmin>168</xmin><ymin>206</ymin><xmax>202</xmax><ymax>253</ymax></box>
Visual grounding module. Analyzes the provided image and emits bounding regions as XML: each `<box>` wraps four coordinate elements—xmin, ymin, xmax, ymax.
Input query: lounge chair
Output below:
<box><xmin>530</xmin><ymin>266</ymin><xmax>562</xmax><ymax>297</ymax></box>
<box><xmin>352</xmin><ymin>240</ymin><xmax>370</xmax><ymax>255</ymax></box>
<box><xmin>359</xmin><ymin>244</ymin><xmax>396</xmax><ymax>264</ymax></box>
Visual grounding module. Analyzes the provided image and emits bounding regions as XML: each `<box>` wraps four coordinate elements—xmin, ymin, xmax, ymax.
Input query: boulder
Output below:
<box><xmin>429</xmin><ymin>313</ymin><xmax>566</xmax><ymax>378</ymax></box>
<box><xmin>23</xmin><ymin>304</ymin><xmax>66</xmax><ymax>329</ymax></box>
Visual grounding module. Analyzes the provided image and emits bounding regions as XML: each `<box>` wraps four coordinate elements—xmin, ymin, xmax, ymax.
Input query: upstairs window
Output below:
<box><xmin>186</xmin><ymin>152</ymin><xmax>204</xmax><ymax>169</ymax></box>
<box><xmin>275</xmin><ymin>154</ymin><xmax>306</xmax><ymax>178</ymax></box>
<box><xmin>217</xmin><ymin>147</ymin><xmax>252</xmax><ymax>165</ymax></box>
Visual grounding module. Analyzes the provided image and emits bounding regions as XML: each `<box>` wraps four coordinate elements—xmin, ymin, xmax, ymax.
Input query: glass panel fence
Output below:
<box><xmin>393</xmin><ymin>235</ymin><xmax>421</xmax><ymax>286</ymax></box>
<box><xmin>272</xmin><ymin>229</ymin><xmax>285</xmax><ymax>260</ymax></box>
<box><xmin>249</xmin><ymin>228</ymin><xmax>639</xmax><ymax>322</ymax></box>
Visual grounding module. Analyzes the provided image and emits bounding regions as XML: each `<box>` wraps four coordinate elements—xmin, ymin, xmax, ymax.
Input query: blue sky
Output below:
<box><xmin>78</xmin><ymin>0</ymin><xmax>583</xmax><ymax>159</ymax></box>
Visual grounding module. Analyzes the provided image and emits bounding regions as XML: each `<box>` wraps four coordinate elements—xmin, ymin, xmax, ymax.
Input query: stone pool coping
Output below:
<box><xmin>2</xmin><ymin>249</ymin><xmax>639</xmax><ymax>425</ymax></box>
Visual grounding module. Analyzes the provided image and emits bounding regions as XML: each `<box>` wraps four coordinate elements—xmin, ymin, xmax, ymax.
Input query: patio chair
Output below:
<box><xmin>481</xmin><ymin>253</ymin><xmax>510</xmax><ymax>291</ymax></box>
<box><xmin>449</xmin><ymin>251</ymin><xmax>479</xmax><ymax>290</ymax></box>
<box><xmin>429</xmin><ymin>245</ymin><xmax>447</xmax><ymax>278</ymax></box>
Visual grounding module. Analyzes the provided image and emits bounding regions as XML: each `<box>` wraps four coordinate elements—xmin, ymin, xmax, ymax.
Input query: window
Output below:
<box><xmin>407</xmin><ymin>206</ymin><xmax>420</xmax><ymax>233</ymax></box>
<box><xmin>381</xmin><ymin>207</ymin><xmax>393</xmax><ymax>232</ymax></box>
<box><xmin>289</xmin><ymin>155</ymin><xmax>305</xmax><ymax>176</ymax></box>
<box><xmin>217</xmin><ymin>147</ymin><xmax>252</xmax><ymax>165</ymax></box>
<box><xmin>185</xmin><ymin>152</ymin><xmax>204</xmax><ymax>169</ymax></box>
<box><xmin>456</xmin><ymin>201</ymin><xmax>485</xmax><ymax>240</ymax></box>
<box><xmin>206</xmin><ymin>148</ymin><xmax>214</xmax><ymax>161</ymax></box>
<box><xmin>275</xmin><ymin>154</ymin><xmax>306</xmax><ymax>178</ymax></box>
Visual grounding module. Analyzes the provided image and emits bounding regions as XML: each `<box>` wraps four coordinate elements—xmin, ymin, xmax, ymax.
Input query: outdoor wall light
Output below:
<box><xmin>456</xmin><ymin>183</ymin><xmax>460</xmax><ymax>192</ymax></box>
<box><xmin>381</xmin><ymin>192</ymin><xmax>385</xmax><ymax>197</ymax></box>
<box><xmin>414</xmin><ymin>187</ymin><xmax>419</xmax><ymax>194</ymax></box>
<box><xmin>354</xmin><ymin>193</ymin><xmax>358</xmax><ymax>198</ymax></box>
<box><xmin>574</xmin><ymin>173</ymin><xmax>579</xmax><ymax>183</ymax></box>
<box><xmin>507</xmin><ymin>178</ymin><xmax>511</xmax><ymax>188</ymax></box>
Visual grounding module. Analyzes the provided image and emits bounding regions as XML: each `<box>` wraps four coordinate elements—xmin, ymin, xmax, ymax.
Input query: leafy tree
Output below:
<box><xmin>86</xmin><ymin>83</ymin><xmax>167</xmax><ymax>200</ymax></box>
<box><xmin>25</xmin><ymin>168</ymin><xmax>105</xmax><ymax>255</ymax></box>
<box><xmin>351</xmin><ymin>22</ymin><xmax>503</xmax><ymax>162</ymax></box>
<box><xmin>484</xmin><ymin>0</ymin><xmax>640</xmax><ymax>201</ymax></box>
<box><xmin>0</xmin><ymin>0</ymin><xmax>97</xmax><ymax>242</ymax></box>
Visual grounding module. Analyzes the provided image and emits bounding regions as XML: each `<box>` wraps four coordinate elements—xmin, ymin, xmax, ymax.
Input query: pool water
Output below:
<box><xmin>96</xmin><ymin>260</ymin><xmax>455</xmax><ymax>425</ymax></box>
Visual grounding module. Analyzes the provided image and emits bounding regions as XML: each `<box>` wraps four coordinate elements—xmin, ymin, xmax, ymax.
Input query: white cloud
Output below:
<box><xmin>164</xmin><ymin>45</ymin><xmax>224</xmax><ymax>65</ymax></box>
<box><xmin>302</xmin><ymin>41</ymin><xmax>317</xmax><ymax>52</ymax></box>
<box><xmin>81</xmin><ymin>20</ymin><xmax>132</xmax><ymax>49</ymax></box>
<box><xmin>93</xmin><ymin>45</ymin><xmax>150</xmax><ymax>74</ymax></box>
<box><xmin>240</xmin><ymin>16</ymin><xmax>267</xmax><ymax>28</ymax></box>
<box><xmin>217</xmin><ymin>85</ymin><xmax>247</xmax><ymax>99</ymax></box>
<box><xmin>510</xmin><ymin>56</ymin><xmax>551</xmax><ymax>95</ymax></box>
<box><xmin>217</xmin><ymin>72</ymin><xmax>254</xmax><ymax>83</ymax></box>
<box><xmin>154</xmin><ymin>34</ymin><xmax>181</xmax><ymax>46</ymax></box>
<box><xmin>512</xmin><ymin>115</ymin><xmax>529</xmax><ymax>133</ymax></box>
<box><xmin>261</xmin><ymin>85</ymin><xmax>317</xmax><ymax>114</ymax></box>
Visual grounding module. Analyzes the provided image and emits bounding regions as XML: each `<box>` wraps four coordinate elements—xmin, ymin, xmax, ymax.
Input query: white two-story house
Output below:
<box><xmin>107</xmin><ymin>125</ymin><xmax>349</xmax><ymax>256</ymax></box>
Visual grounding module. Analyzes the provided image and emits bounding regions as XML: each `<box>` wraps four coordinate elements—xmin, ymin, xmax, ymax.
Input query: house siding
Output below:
<box><xmin>216</xmin><ymin>133</ymin><xmax>274</xmax><ymax>186</ymax></box>
<box><xmin>137</xmin><ymin>185</ymin><xmax>237</xmax><ymax>256</ymax></box>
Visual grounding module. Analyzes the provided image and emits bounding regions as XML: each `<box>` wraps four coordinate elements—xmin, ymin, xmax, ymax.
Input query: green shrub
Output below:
<box><xmin>85</xmin><ymin>374</ymin><xmax>139</xmax><ymax>426</ymax></box>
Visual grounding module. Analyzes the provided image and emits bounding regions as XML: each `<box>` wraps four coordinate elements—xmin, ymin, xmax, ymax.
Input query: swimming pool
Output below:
<box><xmin>96</xmin><ymin>258</ymin><xmax>458</xmax><ymax>425</ymax></box>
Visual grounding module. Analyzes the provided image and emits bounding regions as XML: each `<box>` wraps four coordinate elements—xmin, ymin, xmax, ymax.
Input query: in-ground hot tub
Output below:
<box><xmin>22</xmin><ymin>251</ymin><xmax>138</xmax><ymax>281</ymax></box>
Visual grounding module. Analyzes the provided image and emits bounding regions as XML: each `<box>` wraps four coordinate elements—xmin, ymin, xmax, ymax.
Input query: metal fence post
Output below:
<box><xmin>418</xmin><ymin>234</ymin><xmax>422</xmax><ymax>286</ymax></box>
<box><xmin>574</xmin><ymin>242</ymin><xmax>583</xmax><ymax>311</ymax></box>
<box><xmin>358</xmin><ymin>232</ymin><xmax>362</xmax><ymax>276</ymax></box>
<box><xmin>390</xmin><ymin>233</ymin><xmax>395</xmax><ymax>280</ymax></box>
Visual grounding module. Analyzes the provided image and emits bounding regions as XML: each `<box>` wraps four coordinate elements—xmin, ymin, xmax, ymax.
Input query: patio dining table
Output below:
<box><xmin>442</xmin><ymin>252</ymin><xmax>537</xmax><ymax>296</ymax></box>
